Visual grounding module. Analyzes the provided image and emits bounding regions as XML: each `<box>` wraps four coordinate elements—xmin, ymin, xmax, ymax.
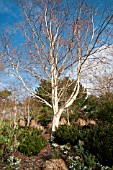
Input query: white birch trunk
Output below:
<box><xmin>52</xmin><ymin>108</ymin><xmax>64</xmax><ymax>132</ymax></box>
<box><xmin>13</xmin><ymin>104</ymin><xmax>17</xmax><ymax>129</ymax></box>
<box><xmin>52</xmin><ymin>114</ymin><xmax>60</xmax><ymax>132</ymax></box>
<box><xmin>27</xmin><ymin>101</ymin><xmax>30</xmax><ymax>126</ymax></box>
<box><xmin>51</xmin><ymin>16</ymin><xmax>81</xmax><ymax>132</ymax></box>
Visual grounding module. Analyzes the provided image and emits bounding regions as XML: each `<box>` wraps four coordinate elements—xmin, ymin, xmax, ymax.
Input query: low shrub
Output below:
<box><xmin>97</xmin><ymin>101</ymin><xmax>113</xmax><ymax>124</ymax></box>
<box><xmin>64</xmin><ymin>142</ymin><xmax>111</xmax><ymax>170</ymax></box>
<box><xmin>18</xmin><ymin>127</ymin><xmax>47</xmax><ymax>156</ymax></box>
<box><xmin>84</xmin><ymin>123</ymin><xmax>113</xmax><ymax>167</ymax></box>
<box><xmin>53</xmin><ymin>125</ymin><xmax>82</xmax><ymax>145</ymax></box>
<box><xmin>53</xmin><ymin>123</ymin><xmax>113</xmax><ymax>168</ymax></box>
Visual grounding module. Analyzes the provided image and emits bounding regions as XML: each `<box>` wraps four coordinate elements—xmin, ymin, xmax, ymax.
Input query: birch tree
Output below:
<box><xmin>1</xmin><ymin>0</ymin><xmax>113</xmax><ymax>131</ymax></box>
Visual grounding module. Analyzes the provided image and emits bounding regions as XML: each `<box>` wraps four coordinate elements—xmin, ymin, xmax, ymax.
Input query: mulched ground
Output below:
<box><xmin>0</xmin><ymin>135</ymin><xmax>56</xmax><ymax>170</ymax></box>
<box><xmin>15</xmin><ymin>143</ymin><xmax>55</xmax><ymax>170</ymax></box>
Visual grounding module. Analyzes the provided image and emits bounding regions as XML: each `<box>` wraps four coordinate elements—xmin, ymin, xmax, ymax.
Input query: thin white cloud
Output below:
<box><xmin>81</xmin><ymin>45</ymin><xmax>113</xmax><ymax>94</ymax></box>
<box><xmin>0</xmin><ymin>82</ymin><xmax>8</xmax><ymax>90</ymax></box>
<box><xmin>0</xmin><ymin>0</ymin><xmax>19</xmax><ymax>18</ymax></box>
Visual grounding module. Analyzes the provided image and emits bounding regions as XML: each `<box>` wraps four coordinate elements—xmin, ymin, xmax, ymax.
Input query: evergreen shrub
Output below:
<box><xmin>38</xmin><ymin>113</ymin><xmax>52</xmax><ymax>127</ymax></box>
<box><xmin>84</xmin><ymin>123</ymin><xmax>113</xmax><ymax>167</ymax></box>
<box><xmin>18</xmin><ymin>127</ymin><xmax>47</xmax><ymax>156</ymax></box>
<box><xmin>53</xmin><ymin>125</ymin><xmax>82</xmax><ymax>145</ymax></box>
<box><xmin>38</xmin><ymin>106</ymin><xmax>52</xmax><ymax>127</ymax></box>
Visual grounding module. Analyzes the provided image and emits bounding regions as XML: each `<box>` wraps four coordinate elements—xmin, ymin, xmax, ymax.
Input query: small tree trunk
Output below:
<box><xmin>13</xmin><ymin>105</ymin><xmax>17</xmax><ymax>129</ymax></box>
<box><xmin>27</xmin><ymin>102</ymin><xmax>31</xmax><ymax>126</ymax></box>
<box><xmin>67</xmin><ymin>108</ymin><xmax>70</xmax><ymax>126</ymax></box>
<box><xmin>52</xmin><ymin>114</ymin><xmax>60</xmax><ymax>132</ymax></box>
<box><xmin>52</xmin><ymin>108</ymin><xmax>64</xmax><ymax>132</ymax></box>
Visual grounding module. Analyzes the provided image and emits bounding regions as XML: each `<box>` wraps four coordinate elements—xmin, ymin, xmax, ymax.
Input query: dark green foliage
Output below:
<box><xmin>18</xmin><ymin>127</ymin><xmax>47</xmax><ymax>156</ymax></box>
<box><xmin>65</xmin><ymin>141</ymin><xmax>111</xmax><ymax>170</ymax></box>
<box><xmin>84</xmin><ymin>93</ymin><xmax>113</xmax><ymax>123</ymax></box>
<box><xmin>83</xmin><ymin>95</ymin><xmax>99</xmax><ymax>120</ymax></box>
<box><xmin>35</xmin><ymin>79</ymin><xmax>52</xmax><ymax>104</ymax></box>
<box><xmin>38</xmin><ymin>106</ymin><xmax>52</xmax><ymax>127</ymax></box>
<box><xmin>53</xmin><ymin>125</ymin><xmax>82</xmax><ymax>145</ymax></box>
<box><xmin>38</xmin><ymin>114</ymin><xmax>52</xmax><ymax>127</ymax></box>
<box><xmin>35</xmin><ymin>79</ymin><xmax>53</xmax><ymax>126</ymax></box>
<box><xmin>84</xmin><ymin>123</ymin><xmax>113</xmax><ymax>167</ymax></box>
<box><xmin>97</xmin><ymin>100</ymin><xmax>113</xmax><ymax>123</ymax></box>
<box><xmin>69</xmin><ymin>112</ymin><xmax>85</xmax><ymax>124</ymax></box>
<box><xmin>84</xmin><ymin>95</ymin><xmax>99</xmax><ymax>112</ymax></box>
<box><xmin>53</xmin><ymin>121</ymin><xmax>113</xmax><ymax>167</ymax></box>
<box><xmin>71</xmin><ymin>141</ymin><xmax>97</xmax><ymax>169</ymax></box>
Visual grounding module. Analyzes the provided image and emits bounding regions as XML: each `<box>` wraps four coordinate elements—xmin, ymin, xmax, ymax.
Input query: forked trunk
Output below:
<box><xmin>52</xmin><ymin>114</ymin><xmax>60</xmax><ymax>132</ymax></box>
<box><xmin>52</xmin><ymin>108</ymin><xmax>64</xmax><ymax>132</ymax></box>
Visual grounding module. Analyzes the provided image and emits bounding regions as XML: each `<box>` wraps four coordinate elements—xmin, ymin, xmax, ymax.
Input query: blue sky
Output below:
<box><xmin>0</xmin><ymin>0</ymin><xmax>112</xmax><ymax>27</ymax></box>
<box><xmin>0</xmin><ymin>0</ymin><xmax>21</xmax><ymax>27</ymax></box>
<box><xmin>0</xmin><ymin>0</ymin><xmax>113</xmax><ymax>42</ymax></box>
<box><xmin>0</xmin><ymin>0</ymin><xmax>23</xmax><ymax>92</ymax></box>
<box><xmin>0</xmin><ymin>0</ymin><xmax>24</xmax><ymax>47</ymax></box>
<box><xmin>0</xmin><ymin>0</ymin><xmax>113</xmax><ymax>43</ymax></box>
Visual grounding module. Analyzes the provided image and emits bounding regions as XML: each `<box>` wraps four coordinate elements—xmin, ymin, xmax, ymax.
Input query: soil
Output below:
<box><xmin>0</xmin><ymin>143</ymin><xmax>56</xmax><ymax>170</ymax></box>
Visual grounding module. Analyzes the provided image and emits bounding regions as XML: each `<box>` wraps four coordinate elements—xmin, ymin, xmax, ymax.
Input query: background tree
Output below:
<box><xmin>0</xmin><ymin>0</ymin><xmax>113</xmax><ymax>131</ymax></box>
<box><xmin>84</xmin><ymin>92</ymin><xmax>113</xmax><ymax>124</ymax></box>
<box><xmin>0</xmin><ymin>90</ymin><xmax>12</xmax><ymax>120</ymax></box>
